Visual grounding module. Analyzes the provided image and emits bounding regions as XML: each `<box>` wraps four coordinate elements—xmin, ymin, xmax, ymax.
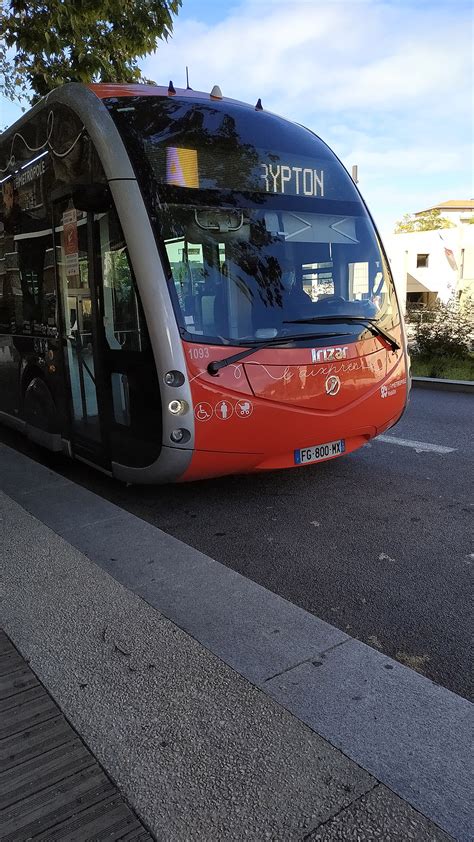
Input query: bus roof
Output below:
<box><xmin>88</xmin><ymin>83</ymin><xmax>254</xmax><ymax>109</ymax></box>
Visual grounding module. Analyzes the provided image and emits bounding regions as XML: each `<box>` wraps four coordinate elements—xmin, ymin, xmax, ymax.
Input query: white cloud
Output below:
<box><xmin>144</xmin><ymin>0</ymin><xmax>471</xmax><ymax>114</ymax></box>
<box><xmin>141</xmin><ymin>0</ymin><xmax>473</xmax><ymax>228</ymax></box>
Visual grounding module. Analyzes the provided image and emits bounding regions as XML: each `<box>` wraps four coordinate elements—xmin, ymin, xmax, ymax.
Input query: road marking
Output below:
<box><xmin>377</xmin><ymin>435</ymin><xmax>456</xmax><ymax>454</ymax></box>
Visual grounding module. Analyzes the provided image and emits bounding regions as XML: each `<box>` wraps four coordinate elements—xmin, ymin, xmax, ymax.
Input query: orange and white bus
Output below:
<box><xmin>0</xmin><ymin>82</ymin><xmax>410</xmax><ymax>482</ymax></box>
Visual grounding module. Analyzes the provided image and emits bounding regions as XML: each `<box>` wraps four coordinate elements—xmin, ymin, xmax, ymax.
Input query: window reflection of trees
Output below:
<box><xmin>107</xmin><ymin>98</ymin><xmax>269</xmax><ymax>212</ymax></box>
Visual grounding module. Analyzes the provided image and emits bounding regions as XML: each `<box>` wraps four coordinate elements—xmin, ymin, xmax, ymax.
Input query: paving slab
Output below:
<box><xmin>265</xmin><ymin>642</ymin><xmax>473</xmax><ymax>842</ymax></box>
<box><xmin>0</xmin><ymin>441</ymin><xmax>71</xmax><ymax>496</ymax></box>
<box><xmin>19</xmin><ymin>478</ymin><xmax>122</xmax><ymax>532</ymax></box>
<box><xmin>307</xmin><ymin>784</ymin><xmax>453</xmax><ymax>841</ymax></box>
<box><xmin>62</xmin><ymin>511</ymin><xmax>348</xmax><ymax>684</ymax></box>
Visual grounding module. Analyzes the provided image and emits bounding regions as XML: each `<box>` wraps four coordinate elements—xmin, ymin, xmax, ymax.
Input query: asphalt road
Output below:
<box><xmin>1</xmin><ymin>388</ymin><xmax>472</xmax><ymax>700</ymax></box>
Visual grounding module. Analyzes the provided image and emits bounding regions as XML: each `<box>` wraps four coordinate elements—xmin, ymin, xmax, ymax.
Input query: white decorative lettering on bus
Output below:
<box><xmin>261</xmin><ymin>163</ymin><xmax>324</xmax><ymax>197</ymax></box>
<box><xmin>312</xmin><ymin>346</ymin><xmax>349</xmax><ymax>362</ymax></box>
<box><xmin>14</xmin><ymin>159</ymin><xmax>46</xmax><ymax>190</ymax></box>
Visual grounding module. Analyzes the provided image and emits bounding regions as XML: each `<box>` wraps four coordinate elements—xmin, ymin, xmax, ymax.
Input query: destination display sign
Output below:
<box><xmin>157</xmin><ymin>146</ymin><xmax>328</xmax><ymax>198</ymax></box>
<box><xmin>260</xmin><ymin>163</ymin><xmax>324</xmax><ymax>197</ymax></box>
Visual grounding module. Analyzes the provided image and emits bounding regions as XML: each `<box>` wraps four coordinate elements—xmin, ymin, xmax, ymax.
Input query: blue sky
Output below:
<box><xmin>2</xmin><ymin>0</ymin><xmax>472</xmax><ymax>236</ymax></box>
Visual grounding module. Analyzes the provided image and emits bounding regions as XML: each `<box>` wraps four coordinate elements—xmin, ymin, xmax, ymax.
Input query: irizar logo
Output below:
<box><xmin>325</xmin><ymin>375</ymin><xmax>341</xmax><ymax>396</ymax></box>
<box><xmin>312</xmin><ymin>346</ymin><xmax>349</xmax><ymax>363</ymax></box>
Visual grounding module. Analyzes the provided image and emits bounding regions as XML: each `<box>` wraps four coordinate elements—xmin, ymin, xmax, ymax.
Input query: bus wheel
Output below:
<box><xmin>23</xmin><ymin>377</ymin><xmax>59</xmax><ymax>434</ymax></box>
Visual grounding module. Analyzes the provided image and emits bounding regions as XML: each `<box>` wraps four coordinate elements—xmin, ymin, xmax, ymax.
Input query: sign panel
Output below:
<box><xmin>62</xmin><ymin>208</ymin><xmax>80</xmax><ymax>278</ymax></box>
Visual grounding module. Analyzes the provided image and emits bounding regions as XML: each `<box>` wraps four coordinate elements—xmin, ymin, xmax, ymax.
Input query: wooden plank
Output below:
<box><xmin>0</xmin><ymin>665</ymin><xmax>40</xmax><ymax>699</ymax></box>
<box><xmin>33</xmin><ymin>794</ymin><xmax>151</xmax><ymax>841</ymax></box>
<box><xmin>0</xmin><ymin>716</ymin><xmax>73</xmax><ymax>772</ymax></box>
<box><xmin>0</xmin><ymin>694</ymin><xmax>58</xmax><ymax>740</ymax></box>
<box><xmin>0</xmin><ymin>684</ymin><xmax>46</xmax><ymax>712</ymax></box>
<box><xmin>0</xmin><ymin>651</ymin><xmax>24</xmax><ymax>676</ymax></box>
<box><xmin>0</xmin><ymin>632</ymin><xmax>14</xmax><ymax>655</ymax></box>
<box><xmin>0</xmin><ymin>742</ymin><xmax>95</xmax><ymax>809</ymax></box>
<box><xmin>119</xmin><ymin>829</ymin><xmax>154</xmax><ymax>841</ymax></box>
<box><xmin>1</xmin><ymin>767</ymin><xmax>116</xmax><ymax>839</ymax></box>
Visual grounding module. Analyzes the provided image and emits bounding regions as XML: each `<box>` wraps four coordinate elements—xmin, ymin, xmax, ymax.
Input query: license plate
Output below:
<box><xmin>294</xmin><ymin>439</ymin><xmax>345</xmax><ymax>465</ymax></box>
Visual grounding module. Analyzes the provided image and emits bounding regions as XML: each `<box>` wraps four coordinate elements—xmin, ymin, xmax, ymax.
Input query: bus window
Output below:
<box><xmin>55</xmin><ymin>203</ymin><xmax>100</xmax><ymax>437</ymax></box>
<box><xmin>17</xmin><ymin>229</ymin><xmax>55</xmax><ymax>333</ymax></box>
<box><xmin>97</xmin><ymin>210</ymin><xmax>143</xmax><ymax>353</ymax></box>
<box><xmin>0</xmin><ymin>166</ymin><xmax>55</xmax><ymax>338</ymax></box>
<box><xmin>160</xmin><ymin>205</ymin><xmax>392</xmax><ymax>344</ymax></box>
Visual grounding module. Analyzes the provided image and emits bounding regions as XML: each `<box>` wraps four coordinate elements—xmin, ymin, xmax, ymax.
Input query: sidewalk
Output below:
<box><xmin>0</xmin><ymin>444</ymin><xmax>467</xmax><ymax>840</ymax></box>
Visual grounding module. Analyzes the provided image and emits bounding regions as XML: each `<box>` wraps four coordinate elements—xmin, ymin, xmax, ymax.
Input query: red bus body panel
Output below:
<box><xmin>181</xmin><ymin>334</ymin><xmax>407</xmax><ymax>481</ymax></box>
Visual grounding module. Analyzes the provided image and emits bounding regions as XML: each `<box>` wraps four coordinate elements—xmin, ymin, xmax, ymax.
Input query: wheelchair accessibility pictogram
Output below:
<box><xmin>194</xmin><ymin>402</ymin><xmax>213</xmax><ymax>421</ymax></box>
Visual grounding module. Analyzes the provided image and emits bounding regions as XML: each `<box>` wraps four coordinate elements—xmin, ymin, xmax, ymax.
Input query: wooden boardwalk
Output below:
<box><xmin>0</xmin><ymin>630</ymin><xmax>153</xmax><ymax>841</ymax></box>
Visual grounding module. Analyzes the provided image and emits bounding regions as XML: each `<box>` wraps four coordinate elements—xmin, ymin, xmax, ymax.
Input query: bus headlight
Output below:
<box><xmin>168</xmin><ymin>399</ymin><xmax>188</xmax><ymax>416</ymax></box>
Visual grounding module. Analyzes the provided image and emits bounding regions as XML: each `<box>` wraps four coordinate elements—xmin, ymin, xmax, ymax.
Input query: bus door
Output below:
<box><xmin>53</xmin><ymin>196</ymin><xmax>112</xmax><ymax>468</ymax></box>
<box><xmin>92</xmin><ymin>207</ymin><xmax>162</xmax><ymax>470</ymax></box>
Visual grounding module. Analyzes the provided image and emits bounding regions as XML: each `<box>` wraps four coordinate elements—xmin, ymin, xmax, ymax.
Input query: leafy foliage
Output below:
<box><xmin>2</xmin><ymin>0</ymin><xmax>182</xmax><ymax>103</ymax></box>
<box><xmin>411</xmin><ymin>298</ymin><xmax>474</xmax><ymax>360</ymax></box>
<box><xmin>0</xmin><ymin>32</ymin><xmax>27</xmax><ymax>104</ymax></box>
<box><xmin>410</xmin><ymin>354</ymin><xmax>474</xmax><ymax>380</ymax></box>
<box><xmin>394</xmin><ymin>209</ymin><xmax>455</xmax><ymax>233</ymax></box>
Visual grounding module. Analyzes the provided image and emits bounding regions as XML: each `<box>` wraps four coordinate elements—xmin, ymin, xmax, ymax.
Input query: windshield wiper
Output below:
<box><xmin>283</xmin><ymin>316</ymin><xmax>400</xmax><ymax>352</ymax></box>
<box><xmin>207</xmin><ymin>331</ymin><xmax>353</xmax><ymax>375</ymax></box>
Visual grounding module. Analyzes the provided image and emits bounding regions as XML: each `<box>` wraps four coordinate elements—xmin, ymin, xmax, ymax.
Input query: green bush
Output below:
<box><xmin>411</xmin><ymin>355</ymin><xmax>474</xmax><ymax>380</ymax></box>
<box><xmin>412</xmin><ymin>298</ymin><xmax>474</xmax><ymax>358</ymax></box>
<box><xmin>405</xmin><ymin>304</ymin><xmax>437</xmax><ymax>326</ymax></box>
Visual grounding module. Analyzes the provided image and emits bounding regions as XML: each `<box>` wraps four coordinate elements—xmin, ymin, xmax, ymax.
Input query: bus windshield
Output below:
<box><xmin>106</xmin><ymin>96</ymin><xmax>398</xmax><ymax>345</ymax></box>
<box><xmin>160</xmin><ymin>198</ymin><xmax>394</xmax><ymax>343</ymax></box>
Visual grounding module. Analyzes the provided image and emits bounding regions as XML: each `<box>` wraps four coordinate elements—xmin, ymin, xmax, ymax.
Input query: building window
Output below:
<box><xmin>416</xmin><ymin>254</ymin><xmax>429</xmax><ymax>268</ymax></box>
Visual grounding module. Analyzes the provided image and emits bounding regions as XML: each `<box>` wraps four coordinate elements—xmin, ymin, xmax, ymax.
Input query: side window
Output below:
<box><xmin>0</xmin><ymin>109</ymin><xmax>56</xmax><ymax>337</ymax></box>
<box><xmin>0</xmin><ymin>223</ymin><xmax>4</xmax><ymax>329</ymax></box>
<box><xmin>0</xmin><ymin>217</ymin><xmax>20</xmax><ymax>333</ymax></box>
<box><xmin>0</xmin><ymin>186</ymin><xmax>55</xmax><ymax>337</ymax></box>
<box><xmin>165</xmin><ymin>238</ymin><xmax>219</xmax><ymax>335</ymax></box>
<box><xmin>17</xmin><ymin>229</ymin><xmax>56</xmax><ymax>334</ymax></box>
<box><xmin>97</xmin><ymin>209</ymin><xmax>147</xmax><ymax>352</ymax></box>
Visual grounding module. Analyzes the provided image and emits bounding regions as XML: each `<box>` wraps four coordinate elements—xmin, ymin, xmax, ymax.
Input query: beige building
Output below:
<box><xmin>386</xmin><ymin>199</ymin><xmax>474</xmax><ymax>312</ymax></box>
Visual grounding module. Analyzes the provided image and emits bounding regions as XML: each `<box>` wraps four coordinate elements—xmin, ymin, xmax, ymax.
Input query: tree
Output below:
<box><xmin>0</xmin><ymin>38</ymin><xmax>27</xmax><ymax>103</ymax></box>
<box><xmin>394</xmin><ymin>209</ymin><xmax>455</xmax><ymax>233</ymax></box>
<box><xmin>2</xmin><ymin>0</ymin><xmax>182</xmax><ymax>104</ymax></box>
